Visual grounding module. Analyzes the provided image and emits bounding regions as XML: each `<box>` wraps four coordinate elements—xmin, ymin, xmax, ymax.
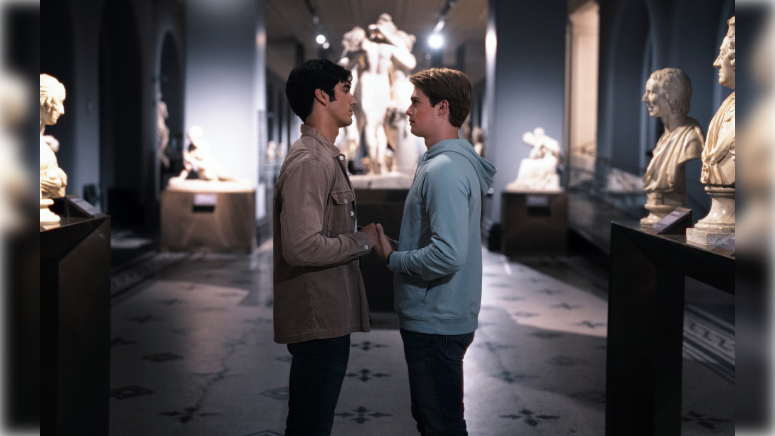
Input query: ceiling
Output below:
<box><xmin>266</xmin><ymin>0</ymin><xmax>488</xmax><ymax>82</ymax></box>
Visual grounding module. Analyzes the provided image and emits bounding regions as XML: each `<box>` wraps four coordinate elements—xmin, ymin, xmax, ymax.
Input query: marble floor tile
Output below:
<box><xmin>109</xmin><ymin>241</ymin><xmax>733</xmax><ymax>435</ymax></box>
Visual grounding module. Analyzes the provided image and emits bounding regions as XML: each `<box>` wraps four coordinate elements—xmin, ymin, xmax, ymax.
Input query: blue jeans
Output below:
<box><xmin>400</xmin><ymin>329</ymin><xmax>475</xmax><ymax>436</ymax></box>
<box><xmin>285</xmin><ymin>334</ymin><xmax>351</xmax><ymax>436</ymax></box>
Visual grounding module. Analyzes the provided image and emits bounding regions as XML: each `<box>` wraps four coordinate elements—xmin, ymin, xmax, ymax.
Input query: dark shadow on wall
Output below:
<box><xmin>40</xmin><ymin>0</ymin><xmax>74</xmax><ymax>180</ymax></box>
<box><xmin>159</xmin><ymin>32</ymin><xmax>184</xmax><ymax>193</ymax></box>
<box><xmin>99</xmin><ymin>0</ymin><xmax>143</xmax><ymax>227</ymax></box>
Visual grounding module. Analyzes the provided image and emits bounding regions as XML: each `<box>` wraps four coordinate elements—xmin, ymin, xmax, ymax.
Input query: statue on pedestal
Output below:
<box><xmin>687</xmin><ymin>17</ymin><xmax>736</xmax><ymax>245</ymax></box>
<box><xmin>640</xmin><ymin>68</ymin><xmax>704</xmax><ymax>225</ymax></box>
<box><xmin>40</xmin><ymin>74</ymin><xmax>68</xmax><ymax>224</ymax></box>
<box><xmin>339</xmin><ymin>14</ymin><xmax>417</xmax><ymax>175</ymax></box>
<box><xmin>506</xmin><ymin>127</ymin><xmax>562</xmax><ymax>191</ymax></box>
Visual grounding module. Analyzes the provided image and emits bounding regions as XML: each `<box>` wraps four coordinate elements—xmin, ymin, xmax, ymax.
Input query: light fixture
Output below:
<box><xmin>316</xmin><ymin>34</ymin><xmax>326</xmax><ymax>44</ymax></box>
<box><xmin>428</xmin><ymin>33</ymin><xmax>444</xmax><ymax>49</ymax></box>
<box><xmin>322</xmin><ymin>42</ymin><xmax>330</xmax><ymax>49</ymax></box>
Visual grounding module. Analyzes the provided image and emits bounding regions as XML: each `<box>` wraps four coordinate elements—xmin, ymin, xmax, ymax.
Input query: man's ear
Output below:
<box><xmin>314</xmin><ymin>89</ymin><xmax>329</xmax><ymax>106</ymax></box>
<box><xmin>436</xmin><ymin>100</ymin><xmax>450</xmax><ymax>116</ymax></box>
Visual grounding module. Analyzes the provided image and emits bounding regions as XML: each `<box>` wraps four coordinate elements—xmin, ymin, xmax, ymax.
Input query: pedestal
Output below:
<box><xmin>161</xmin><ymin>183</ymin><xmax>256</xmax><ymax>253</ymax></box>
<box><xmin>40</xmin><ymin>196</ymin><xmax>111</xmax><ymax>436</ymax></box>
<box><xmin>641</xmin><ymin>191</ymin><xmax>685</xmax><ymax>226</ymax></box>
<box><xmin>354</xmin><ymin>189</ymin><xmax>408</xmax><ymax>312</ymax></box>
<box><xmin>501</xmin><ymin>189</ymin><xmax>567</xmax><ymax>256</ymax></box>
<box><xmin>686</xmin><ymin>186</ymin><xmax>735</xmax><ymax>246</ymax></box>
<box><xmin>606</xmin><ymin>222</ymin><xmax>734</xmax><ymax>436</ymax></box>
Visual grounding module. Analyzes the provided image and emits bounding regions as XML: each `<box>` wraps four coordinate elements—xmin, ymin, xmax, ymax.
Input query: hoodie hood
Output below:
<box><xmin>424</xmin><ymin>138</ymin><xmax>497</xmax><ymax>196</ymax></box>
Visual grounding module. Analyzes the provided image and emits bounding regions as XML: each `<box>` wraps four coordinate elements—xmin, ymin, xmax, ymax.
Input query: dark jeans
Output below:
<box><xmin>285</xmin><ymin>334</ymin><xmax>351</xmax><ymax>436</ymax></box>
<box><xmin>400</xmin><ymin>328</ymin><xmax>475</xmax><ymax>436</ymax></box>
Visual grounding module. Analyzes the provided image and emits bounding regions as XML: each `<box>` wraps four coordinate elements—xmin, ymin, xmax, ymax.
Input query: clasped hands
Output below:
<box><xmin>358</xmin><ymin>223</ymin><xmax>396</xmax><ymax>264</ymax></box>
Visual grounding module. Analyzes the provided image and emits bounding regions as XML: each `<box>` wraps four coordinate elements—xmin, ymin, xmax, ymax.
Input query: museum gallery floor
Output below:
<box><xmin>108</xmin><ymin>237</ymin><xmax>733</xmax><ymax>436</ymax></box>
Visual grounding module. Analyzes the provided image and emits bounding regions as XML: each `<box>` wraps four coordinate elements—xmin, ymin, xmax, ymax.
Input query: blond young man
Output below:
<box><xmin>374</xmin><ymin>68</ymin><xmax>497</xmax><ymax>435</ymax></box>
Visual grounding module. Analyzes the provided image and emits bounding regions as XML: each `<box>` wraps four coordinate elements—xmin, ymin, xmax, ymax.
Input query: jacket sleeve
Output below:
<box><xmin>280</xmin><ymin>159</ymin><xmax>371</xmax><ymax>267</ymax></box>
<box><xmin>388</xmin><ymin>165</ymin><xmax>469</xmax><ymax>281</ymax></box>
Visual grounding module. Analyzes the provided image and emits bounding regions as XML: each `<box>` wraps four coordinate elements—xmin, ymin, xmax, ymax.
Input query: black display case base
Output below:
<box><xmin>501</xmin><ymin>190</ymin><xmax>568</xmax><ymax>256</ymax></box>
<box><xmin>606</xmin><ymin>221</ymin><xmax>734</xmax><ymax>436</ymax></box>
<box><xmin>41</xmin><ymin>196</ymin><xmax>111</xmax><ymax>436</ymax></box>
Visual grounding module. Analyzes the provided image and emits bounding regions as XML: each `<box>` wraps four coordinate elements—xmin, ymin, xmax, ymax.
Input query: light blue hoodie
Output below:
<box><xmin>388</xmin><ymin>138</ymin><xmax>497</xmax><ymax>335</ymax></box>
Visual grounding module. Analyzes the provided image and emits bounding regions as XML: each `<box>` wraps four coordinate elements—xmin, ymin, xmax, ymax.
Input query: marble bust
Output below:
<box><xmin>687</xmin><ymin>17</ymin><xmax>736</xmax><ymax>245</ymax></box>
<box><xmin>40</xmin><ymin>74</ymin><xmax>68</xmax><ymax>224</ymax></box>
<box><xmin>506</xmin><ymin>127</ymin><xmax>562</xmax><ymax>191</ymax></box>
<box><xmin>640</xmin><ymin>68</ymin><xmax>704</xmax><ymax>225</ymax></box>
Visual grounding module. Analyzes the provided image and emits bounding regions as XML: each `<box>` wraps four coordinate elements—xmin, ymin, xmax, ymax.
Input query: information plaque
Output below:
<box><xmin>652</xmin><ymin>207</ymin><xmax>692</xmax><ymax>234</ymax></box>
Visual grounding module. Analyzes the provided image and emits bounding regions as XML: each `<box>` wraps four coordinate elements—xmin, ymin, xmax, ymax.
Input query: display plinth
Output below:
<box><xmin>161</xmin><ymin>186</ymin><xmax>256</xmax><ymax>253</ymax></box>
<box><xmin>354</xmin><ymin>188</ymin><xmax>408</xmax><ymax>312</ymax></box>
<box><xmin>40</xmin><ymin>196</ymin><xmax>111</xmax><ymax>436</ymax></box>
<box><xmin>606</xmin><ymin>222</ymin><xmax>734</xmax><ymax>436</ymax></box>
<box><xmin>501</xmin><ymin>189</ymin><xmax>567</xmax><ymax>256</ymax></box>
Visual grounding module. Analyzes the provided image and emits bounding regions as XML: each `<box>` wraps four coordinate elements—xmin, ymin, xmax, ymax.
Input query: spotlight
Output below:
<box><xmin>428</xmin><ymin>33</ymin><xmax>444</xmax><ymax>49</ymax></box>
<box><xmin>316</xmin><ymin>34</ymin><xmax>326</xmax><ymax>44</ymax></box>
<box><xmin>323</xmin><ymin>42</ymin><xmax>330</xmax><ymax>49</ymax></box>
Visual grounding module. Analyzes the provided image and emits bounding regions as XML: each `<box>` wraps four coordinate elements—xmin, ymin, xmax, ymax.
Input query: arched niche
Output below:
<box><xmin>99</xmin><ymin>0</ymin><xmax>143</xmax><ymax>226</ymax></box>
<box><xmin>158</xmin><ymin>32</ymin><xmax>184</xmax><ymax>193</ymax></box>
<box><xmin>40</xmin><ymin>0</ymin><xmax>75</xmax><ymax>189</ymax></box>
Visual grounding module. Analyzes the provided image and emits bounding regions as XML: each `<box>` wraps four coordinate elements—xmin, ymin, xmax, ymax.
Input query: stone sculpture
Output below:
<box><xmin>39</xmin><ymin>74</ymin><xmax>68</xmax><ymax>224</ymax></box>
<box><xmin>687</xmin><ymin>17</ymin><xmax>736</xmax><ymax>245</ymax></box>
<box><xmin>339</xmin><ymin>14</ymin><xmax>417</xmax><ymax>175</ymax></box>
<box><xmin>169</xmin><ymin>126</ymin><xmax>227</xmax><ymax>183</ymax></box>
<box><xmin>506</xmin><ymin>128</ymin><xmax>562</xmax><ymax>191</ymax></box>
<box><xmin>640</xmin><ymin>68</ymin><xmax>704</xmax><ymax>225</ymax></box>
<box><xmin>157</xmin><ymin>93</ymin><xmax>171</xmax><ymax>168</ymax></box>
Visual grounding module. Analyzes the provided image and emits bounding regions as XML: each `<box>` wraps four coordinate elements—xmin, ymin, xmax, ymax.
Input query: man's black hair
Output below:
<box><xmin>285</xmin><ymin>59</ymin><xmax>352</xmax><ymax>122</ymax></box>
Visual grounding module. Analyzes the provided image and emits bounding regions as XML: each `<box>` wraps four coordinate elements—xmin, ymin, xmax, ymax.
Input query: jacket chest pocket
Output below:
<box><xmin>327</xmin><ymin>190</ymin><xmax>356</xmax><ymax>236</ymax></box>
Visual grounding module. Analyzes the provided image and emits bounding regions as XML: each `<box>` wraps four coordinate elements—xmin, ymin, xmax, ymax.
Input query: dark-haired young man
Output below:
<box><xmin>373</xmin><ymin>68</ymin><xmax>497</xmax><ymax>436</ymax></box>
<box><xmin>274</xmin><ymin>58</ymin><xmax>379</xmax><ymax>436</ymax></box>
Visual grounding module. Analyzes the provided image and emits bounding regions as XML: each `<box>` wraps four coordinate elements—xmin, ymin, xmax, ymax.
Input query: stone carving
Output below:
<box><xmin>0</xmin><ymin>72</ymin><xmax>30</xmax><ymax>232</ymax></box>
<box><xmin>640</xmin><ymin>68</ymin><xmax>704</xmax><ymax>225</ymax></box>
<box><xmin>687</xmin><ymin>17</ymin><xmax>735</xmax><ymax>245</ymax></box>
<box><xmin>506</xmin><ymin>128</ymin><xmax>562</xmax><ymax>191</ymax></box>
<box><xmin>40</xmin><ymin>74</ymin><xmax>68</xmax><ymax>224</ymax></box>
<box><xmin>339</xmin><ymin>14</ymin><xmax>417</xmax><ymax>175</ymax></box>
<box><xmin>157</xmin><ymin>93</ymin><xmax>170</xmax><ymax>168</ymax></box>
<box><xmin>170</xmin><ymin>126</ymin><xmax>229</xmax><ymax>183</ymax></box>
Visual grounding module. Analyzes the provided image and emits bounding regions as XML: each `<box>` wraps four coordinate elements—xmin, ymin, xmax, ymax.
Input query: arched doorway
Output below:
<box><xmin>158</xmin><ymin>33</ymin><xmax>184</xmax><ymax>195</ymax></box>
<box><xmin>40</xmin><ymin>0</ymin><xmax>75</xmax><ymax>189</ymax></box>
<box><xmin>99</xmin><ymin>0</ymin><xmax>143</xmax><ymax>226</ymax></box>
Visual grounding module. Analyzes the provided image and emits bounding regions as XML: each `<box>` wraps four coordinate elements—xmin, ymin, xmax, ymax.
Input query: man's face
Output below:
<box><xmin>328</xmin><ymin>81</ymin><xmax>357</xmax><ymax>128</ymax></box>
<box><xmin>42</xmin><ymin>97</ymin><xmax>65</xmax><ymax>125</ymax></box>
<box><xmin>642</xmin><ymin>78</ymin><xmax>669</xmax><ymax>118</ymax></box>
<box><xmin>406</xmin><ymin>88</ymin><xmax>437</xmax><ymax>138</ymax></box>
<box><xmin>713</xmin><ymin>35</ymin><xmax>735</xmax><ymax>89</ymax></box>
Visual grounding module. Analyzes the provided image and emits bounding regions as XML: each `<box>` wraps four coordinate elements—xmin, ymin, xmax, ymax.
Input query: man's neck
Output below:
<box><xmin>304</xmin><ymin>114</ymin><xmax>339</xmax><ymax>145</ymax></box>
<box><xmin>424</xmin><ymin>126</ymin><xmax>460</xmax><ymax>149</ymax></box>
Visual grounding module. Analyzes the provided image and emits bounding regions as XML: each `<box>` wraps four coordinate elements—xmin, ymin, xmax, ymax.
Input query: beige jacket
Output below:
<box><xmin>272</xmin><ymin>125</ymin><xmax>371</xmax><ymax>344</ymax></box>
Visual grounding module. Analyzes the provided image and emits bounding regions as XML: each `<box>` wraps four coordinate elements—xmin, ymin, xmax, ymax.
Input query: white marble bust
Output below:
<box><xmin>688</xmin><ymin>17</ymin><xmax>736</xmax><ymax>245</ymax></box>
<box><xmin>640</xmin><ymin>68</ymin><xmax>704</xmax><ymax>225</ymax></box>
<box><xmin>506</xmin><ymin>127</ymin><xmax>562</xmax><ymax>191</ymax></box>
<box><xmin>40</xmin><ymin>74</ymin><xmax>68</xmax><ymax>224</ymax></box>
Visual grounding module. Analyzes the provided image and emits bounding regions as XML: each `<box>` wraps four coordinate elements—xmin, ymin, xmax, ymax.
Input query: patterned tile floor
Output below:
<box><xmin>109</xmin><ymin>242</ymin><xmax>733</xmax><ymax>435</ymax></box>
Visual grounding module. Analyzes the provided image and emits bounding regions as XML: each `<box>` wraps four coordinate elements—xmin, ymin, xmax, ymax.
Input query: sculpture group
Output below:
<box><xmin>336</xmin><ymin>14</ymin><xmax>418</xmax><ymax>175</ymax></box>
<box><xmin>506</xmin><ymin>127</ymin><xmax>562</xmax><ymax>191</ymax></box>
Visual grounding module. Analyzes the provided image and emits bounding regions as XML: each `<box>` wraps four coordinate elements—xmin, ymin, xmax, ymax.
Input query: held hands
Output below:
<box><xmin>373</xmin><ymin>223</ymin><xmax>394</xmax><ymax>263</ymax></box>
<box><xmin>359</xmin><ymin>223</ymin><xmax>380</xmax><ymax>250</ymax></box>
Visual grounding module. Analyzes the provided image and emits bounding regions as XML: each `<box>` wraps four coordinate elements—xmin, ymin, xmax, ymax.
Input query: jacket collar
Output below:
<box><xmin>301</xmin><ymin>124</ymin><xmax>341</xmax><ymax>158</ymax></box>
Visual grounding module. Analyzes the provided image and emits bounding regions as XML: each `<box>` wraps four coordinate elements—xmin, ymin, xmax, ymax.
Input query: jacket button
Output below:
<box><xmin>339</xmin><ymin>156</ymin><xmax>344</xmax><ymax>161</ymax></box>
<box><xmin>344</xmin><ymin>199</ymin><xmax>348</xmax><ymax>204</ymax></box>
<box><xmin>364</xmin><ymin>245</ymin><xmax>369</xmax><ymax>250</ymax></box>
<box><xmin>350</xmin><ymin>211</ymin><xmax>354</xmax><ymax>217</ymax></box>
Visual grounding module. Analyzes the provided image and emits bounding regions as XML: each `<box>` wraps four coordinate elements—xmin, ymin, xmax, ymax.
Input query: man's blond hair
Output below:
<box><xmin>409</xmin><ymin>68</ymin><xmax>472</xmax><ymax>128</ymax></box>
